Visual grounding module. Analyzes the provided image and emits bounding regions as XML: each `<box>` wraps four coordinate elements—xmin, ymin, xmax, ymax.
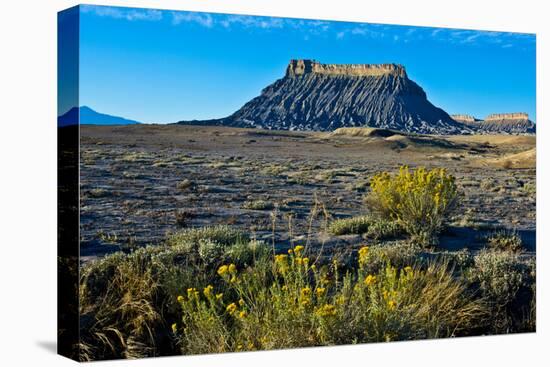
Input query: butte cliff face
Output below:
<box><xmin>178</xmin><ymin>59</ymin><xmax>470</xmax><ymax>134</ymax></box>
<box><xmin>451</xmin><ymin>112</ymin><xmax>536</xmax><ymax>134</ymax></box>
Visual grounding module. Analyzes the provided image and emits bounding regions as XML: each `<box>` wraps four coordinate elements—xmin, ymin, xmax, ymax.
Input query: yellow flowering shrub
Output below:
<box><xmin>366</xmin><ymin>166</ymin><xmax>458</xmax><ymax>246</ymax></box>
<box><xmin>217</xmin><ymin>265</ymin><xmax>228</xmax><ymax>277</ymax></box>
<box><xmin>226</xmin><ymin>303</ymin><xmax>237</xmax><ymax>315</ymax></box>
<box><xmin>364</xmin><ymin>274</ymin><xmax>377</xmax><ymax>286</ymax></box>
<box><xmin>173</xmin><ymin>247</ymin><xmax>485</xmax><ymax>354</ymax></box>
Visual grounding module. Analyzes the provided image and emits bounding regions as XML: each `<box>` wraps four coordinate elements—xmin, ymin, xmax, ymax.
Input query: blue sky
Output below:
<box><xmin>73</xmin><ymin>5</ymin><xmax>536</xmax><ymax>123</ymax></box>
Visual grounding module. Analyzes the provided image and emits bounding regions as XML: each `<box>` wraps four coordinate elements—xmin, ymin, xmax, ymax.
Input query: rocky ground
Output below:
<box><xmin>79</xmin><ymin>124</ymin><xmax>536</xmax><ymax>263</ymax></box>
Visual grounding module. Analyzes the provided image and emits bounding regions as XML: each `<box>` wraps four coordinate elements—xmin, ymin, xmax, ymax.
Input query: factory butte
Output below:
<box><xmin>177</xmin><ymin>59</ymin><xmax>535</xmax><ymax>135</ymax></box>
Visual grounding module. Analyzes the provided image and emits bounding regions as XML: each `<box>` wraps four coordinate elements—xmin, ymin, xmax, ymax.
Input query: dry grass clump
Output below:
<box><xmin>365</xmin><ymin>166</ymin><xmax>458</xmax><ymax>246</ymax></box>
<box><xmin>176</xmin><ymin>179</ymin><xmax>194</xmax><ymax>191</ymax></box>
<box><xmin>79</xmin><ymin>249</ymin><xmax>164</xmax><ymax>361</ymax></box>
<box><xmin>241</xmin><ymin>199</ymin><xmax>275</xmax><ymax>210</ymax></box>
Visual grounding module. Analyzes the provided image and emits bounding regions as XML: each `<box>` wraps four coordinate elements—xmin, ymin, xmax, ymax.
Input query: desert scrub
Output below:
<box><xmin>78</xmin><ymin>243</ymin><xmax>227</xmax><ymax>360</ymax></box>
<box><xmin>172</xmin><ymin>245</ymin><xmax>485</xmax><ymax>354</ymax></box>
<box><xmin>166</xmin><ymin>225</ymin><xmax>249</xmax><ymax>250</ymax></box>
<box><xmin>328</xmin><ymin>215</ymin><xmax>371</xmax><ymax>235</ymax></box>
<box><xmin>241</xmin><ymin>199</ymin><xmax>275</xmax><ymax>210</ymax></box>
<box><xmin>486</xmin><ymin>231</ymin><xmax>523</xmax><ymax>252</ymax></box>
<box><xmin>467</xmin><ymin>249</ymin><xmax>535</xmax><ymax>333</ymax></box>
<box><xmin>366</xmin><ymin>166</ymin><xmax>458</xmax><ymax>246</ymax></box>
<box><xmin>79</xmin><ymin>232</ymin><xmax>269</xmax><ymax>361</ymax></box>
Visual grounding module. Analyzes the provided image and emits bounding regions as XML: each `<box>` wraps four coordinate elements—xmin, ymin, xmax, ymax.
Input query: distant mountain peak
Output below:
<box><xmin>79</xmin><ymin>105</ymin><xmax>95</xmax><ymax>113</ymax></box>
<box><xmin>58</xmin><ymin>106</ymin><xmax>141</xmax><ymax>126</ymax></box>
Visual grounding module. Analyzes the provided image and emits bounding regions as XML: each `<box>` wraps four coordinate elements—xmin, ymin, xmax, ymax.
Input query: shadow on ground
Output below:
<box><xmin>36</xmin><ymin>340</ymin><xmax>57</xmax><ymax>354</ymax></box>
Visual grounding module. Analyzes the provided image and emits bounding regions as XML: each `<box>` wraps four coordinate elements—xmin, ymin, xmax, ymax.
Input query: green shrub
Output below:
<box><xmin>366</xmin><ymin>166</ymin><xmax>458</xmax><ymax>246</ymax></box>
<box><xmin>487</xmin><ymin>231</ymin><xmax>523</xmax><ymax>252</ymax></box>
<box><xmin>328</xmin><ymin>215</ymin><xmax>371</xmax><ymax>235</ymax></box>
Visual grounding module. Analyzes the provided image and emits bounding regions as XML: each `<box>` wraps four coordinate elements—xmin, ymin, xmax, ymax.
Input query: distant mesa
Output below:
<box><xmin>451</xmin><ymin>112</ymin><xmax>535</xmax><ymax>134</ymax></box>
<box><xmin>177</xmin><ymin>59</ymin><xmax>471</xmax><ymax>135</ymax></box>
<box><xmin>485</xmin><ymin>112</ymin><xmax>530</xmax><ymax>121</ymax></box>
<box><xmin>58</xmin><ymin>106</ymin><xmax>141</xmax><ymax>126</ymax></box>
<box><xmin>450</xmin><ymin>114</ymin><xmax>480</xmax><ymax>125</ymax></box>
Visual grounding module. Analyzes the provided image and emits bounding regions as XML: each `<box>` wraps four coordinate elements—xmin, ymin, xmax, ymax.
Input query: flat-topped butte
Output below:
<box><xmin>286</xmin><ymin>59</ymin><xmax>406</xmax><ymax>77</ymax></box>
<box><xmin>451</xmin><ymin>114</ymin><xmax>477</xmax><ymax>123</ymax></box>
<box><xmin>485</xmin><ymin>113</ymin><xmax>530</xmax><ymax>121</ymax></box>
